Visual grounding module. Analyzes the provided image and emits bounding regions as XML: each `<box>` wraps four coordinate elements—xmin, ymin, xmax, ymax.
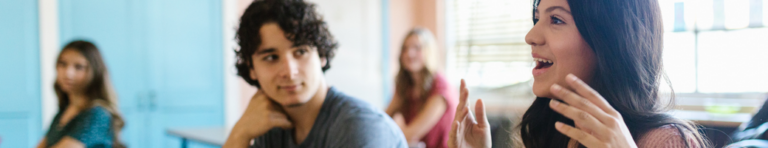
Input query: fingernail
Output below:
<box><xmin>551</xmin><ymin>84</ymin><xmax>562</xmax><ymax>92</ymax></box>
<box><xmin>555</xmin><ymin>122</ymin><xmax>564</xmax><ymax>128</ymax></box>
<box><xmin>550</xmin><ymin>99</ymin><xmax>559</xmax><ymax>107</ymax></box>
<box><xmin>567</xmin><ymin>74</ymin><xmax>578</xmax><ymax>81</ymax></box>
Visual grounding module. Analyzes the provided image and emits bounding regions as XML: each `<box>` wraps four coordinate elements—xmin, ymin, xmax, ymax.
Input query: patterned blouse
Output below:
<box><xmin>44</xmin><ymin>106</ymin><xmax>114</xmax><ymax>148</ymax></box>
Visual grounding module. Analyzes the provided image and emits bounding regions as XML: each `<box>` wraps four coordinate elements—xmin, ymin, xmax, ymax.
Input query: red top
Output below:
<box><xmin>404</xmin><ymin>73</ymin><xmax>457</xmax><ymax>148</ymax></box>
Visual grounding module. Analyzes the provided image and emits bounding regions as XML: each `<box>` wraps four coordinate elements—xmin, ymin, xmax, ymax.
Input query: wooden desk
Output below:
<box><xmin>166</xmin><ymin>127</ymin><xmax>227</xmax><ymax>148</ymax></box>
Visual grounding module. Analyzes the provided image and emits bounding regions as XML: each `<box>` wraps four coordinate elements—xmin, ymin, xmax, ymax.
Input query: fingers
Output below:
<box><xmin>459</xmin><ymin>79</ymin><xmax>469</xmax><ymax>108</ymax></box>
<box><xmin>450</xmin><ymin>120</ymin><xmax>459</xmax><ymax>138</ymax></box>
<box><xmin>554</xmin><ymin>122</ymin><xmax>605</xmax><ymax>148</ymax></box>
<box><xmin>550</xmin><ymin>83</ymin><xmax>613</xmax><ymax>124</ymax></box>
<box><xmin>269</xmin><ymin>112</ymin><xmax>293</xmax><ymax>129</ymax></box>
<box><xmin>455</xmin><ymin>79</ymin><xmax>480</xmax><ymax>125</ymax></box>
<box><xmin>564</xmin><ymin>74</ymin><xmax>618</xmax><ymax>116</ymax></box>
<box><xmin>474</xmin><ymin>99</ymin><xmax>489</xmax><ymax>127</ymax></box>
<box><xmin>455</xmin><ymin>79</ymin><xmax>470</xmax><ymax>123</ymax></box>
<box><xmin>458</xmin><ymin>105</ymin><xmax>477</xmax><ymax>124</ymax></box>
<box><xmin>456</xmin><ymin>105</ymin><xmax>469</xmax><ymax>121</ymax></box>
<box><xmin>549</xmin><ymin>99</ymin><xmax>611</xmax><ymax>141</ymax></box>
<box><xmin>449</xmin><ymin>120</ymin><xmax>459</xmax><ymax>148</ymax></box>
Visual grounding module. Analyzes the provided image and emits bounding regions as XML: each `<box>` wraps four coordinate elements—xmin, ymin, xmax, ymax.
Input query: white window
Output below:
<box><xmin>659</xmin><ymin>0</ymin><xmax>768</xmax><ymax>93</ymax></box>
<box><xmin>445</xmin><ymin>0</ymin><xmax>534</xmax><ymax>89</ymax></box>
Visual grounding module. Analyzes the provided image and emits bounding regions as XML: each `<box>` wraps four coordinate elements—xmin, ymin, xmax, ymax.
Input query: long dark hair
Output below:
<box><xmin>54</xmin><ymin>40</ymin><xmax>125</xmax><ymax>148</ymax></box>
<box><xmin>517</xmin><ymin>0</ymin><xmax>708</xmax><ymax>147</ymax></box>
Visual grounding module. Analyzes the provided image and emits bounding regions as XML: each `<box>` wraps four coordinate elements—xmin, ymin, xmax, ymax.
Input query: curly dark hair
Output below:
<box><xmin>235</xmin><ymin>0</ymin><xmax>338</xmax><ymax>88</ymax></box>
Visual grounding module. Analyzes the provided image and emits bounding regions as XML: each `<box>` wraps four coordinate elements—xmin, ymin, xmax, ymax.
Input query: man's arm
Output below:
<box><xmin>223</xmin><ymin>91</ymin><xmax>293</xmax><ymax>148</ymax></box>
<box><xmin>36</xmin><ymin>138</ymin><xmax>46</xmax><ymax>148</ymax></box>
<box><xmin>223</xmin><ymin>125</ymin><xmax>255</xmax><ymax>148</ymax></box>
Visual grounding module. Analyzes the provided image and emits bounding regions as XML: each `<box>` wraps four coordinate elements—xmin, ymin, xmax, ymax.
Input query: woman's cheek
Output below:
<box><xmin>532</xmin><ymin>76</ymin><xmax>555</xmax><ymax>98</ymax></box>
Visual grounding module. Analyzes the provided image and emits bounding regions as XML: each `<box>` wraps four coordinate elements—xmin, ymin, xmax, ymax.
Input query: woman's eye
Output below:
<box><xmin>75</xmin><ymin>64</ymin><xmax>84</xmax><ymax>70</ymax></box>
<box><xmin>551</xmin><ymin>16</ymin><xmax>564</xmax><ymax>24</ymax></box>
<box><xmin>263</xmin><ymin>55</ymin><xmax>277</xmax><ymax>61</ymax></box>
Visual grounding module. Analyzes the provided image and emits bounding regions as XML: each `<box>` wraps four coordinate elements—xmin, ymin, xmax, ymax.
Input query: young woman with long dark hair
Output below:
<box><xmin>448</xmin><ymin>0</ymin><xmax>709</xmax><ymax>147</ymax></box>
<box><xmin>37</xmin><ymin>40</ymin><xmax>125</xmax><ymax>148</ymax></box>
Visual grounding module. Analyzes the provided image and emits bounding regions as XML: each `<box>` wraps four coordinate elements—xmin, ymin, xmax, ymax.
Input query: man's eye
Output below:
<box><xmin>296</xmin><ymin>49</ymin><xmax>308</xmax><ymax>55</ymax></box>
<box><xmin>263</xmin><ymin>55</ymin><xmax>277</xmax><ymax>61</ymax></box>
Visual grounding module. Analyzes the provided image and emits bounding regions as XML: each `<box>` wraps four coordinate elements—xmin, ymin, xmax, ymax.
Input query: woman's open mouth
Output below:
<box><xmin>534</xmin><ymin>58</ymin><xmax>553</xmax><ymax>69</ymax></box>
<box><xmin>532</xmin><ymin>57</ymin><xmax>554</xmax><ymax>76</ymax></box>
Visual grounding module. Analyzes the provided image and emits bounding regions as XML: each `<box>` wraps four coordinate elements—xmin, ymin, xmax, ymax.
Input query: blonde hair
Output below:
<box><xmin>395</xmin><ymin>28</ymin><xmax>440</xmax><ymax>114</ymax></box>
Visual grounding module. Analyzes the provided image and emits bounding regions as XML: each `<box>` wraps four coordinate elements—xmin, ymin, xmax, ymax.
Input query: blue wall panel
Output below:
<box><xmin>0</xmin><ymin>0</ymin><xmax>41</xmax><ymax>147</ymax></box>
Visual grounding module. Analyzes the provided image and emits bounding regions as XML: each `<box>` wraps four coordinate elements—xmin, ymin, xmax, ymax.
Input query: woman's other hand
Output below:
<box><xmin>449</xmin><ymin>79</ymin><xmax>492</xmax><ymax>148</ymax></box>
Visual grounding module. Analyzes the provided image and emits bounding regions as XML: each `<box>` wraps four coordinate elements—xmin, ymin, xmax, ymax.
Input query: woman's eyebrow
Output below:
<box><xmin>537</xmin><ymin>6</ymin><xmax>572</xmax><ymax>14</ymax></box>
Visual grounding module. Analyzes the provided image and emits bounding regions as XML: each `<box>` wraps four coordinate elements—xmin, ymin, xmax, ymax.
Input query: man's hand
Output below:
<box><xmin>223</xmin><ymin>91</ymin><xmax>294</xmax><ymax>148</ymax></box>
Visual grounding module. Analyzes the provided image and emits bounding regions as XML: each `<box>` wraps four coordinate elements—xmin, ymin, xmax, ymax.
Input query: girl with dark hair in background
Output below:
<box><xmin>449</xmin><ymin>0</ymin><xmax>710</xmax><ymax>147</ymax></box>
<box><xmin>37</xmin><ymin>40</ymin><xmax>125</xmax><ymax>148</ymax></box>
<box><xmin>386</xmin><ymin>28</ymin><xmax>457</xmax><ymax>148</ymax></box>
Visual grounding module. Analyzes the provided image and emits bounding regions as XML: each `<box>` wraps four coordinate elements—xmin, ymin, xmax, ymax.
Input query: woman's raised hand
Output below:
<box><xmin>449</xmin><ymin>79</ymin><xmax>492</xmax><ymax>148</ymax></box>
<box><xmin>548</xmin><ymin>74</ymin><xmax>637</xmax><ymax>148</ymax></box>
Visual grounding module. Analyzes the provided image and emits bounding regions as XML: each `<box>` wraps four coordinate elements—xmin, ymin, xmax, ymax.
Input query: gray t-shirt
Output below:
<box><xmin>251</xmin><ymin>87</ymin><xmax>408</xmax><ymax>148</ymax></box>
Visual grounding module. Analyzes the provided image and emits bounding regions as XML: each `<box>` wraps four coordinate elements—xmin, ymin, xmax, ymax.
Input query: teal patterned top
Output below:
<box><xmin>44</xmin><ymin>106</ymin><xmax>113</xmax><ymax>148</ymax></box>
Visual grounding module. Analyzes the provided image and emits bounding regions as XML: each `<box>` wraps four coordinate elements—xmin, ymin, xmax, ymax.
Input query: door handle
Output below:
<box><xmin>137</xmin><ymin>92</ymin><xmax>147</xmax><ymax>111</ymax></box>
<box><xmin>148</xmin><ymin>90</ymin><xmax>157</xmax><ymax>111</ymax></box>
<box><xmin>137</xmin><ymin>90</ymin><xmax>157</xmax><ymax>112</ymax></box>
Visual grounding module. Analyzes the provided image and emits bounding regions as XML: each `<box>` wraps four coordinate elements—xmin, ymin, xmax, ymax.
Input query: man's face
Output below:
<box><xmin>250</xmin><ymin>23</ymin><xmax>326</xmax><ymax>107</ymax></box>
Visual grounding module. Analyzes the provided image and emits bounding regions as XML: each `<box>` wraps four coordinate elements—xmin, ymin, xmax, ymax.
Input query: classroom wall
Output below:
<box><xmin>388</xmin><ymin>0</ymin><xmax>447</xmax><ymax>85</ymax></box>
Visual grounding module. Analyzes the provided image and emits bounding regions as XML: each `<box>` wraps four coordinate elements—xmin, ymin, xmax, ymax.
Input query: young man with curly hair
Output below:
<box><xmin>223</xmin><ymin>0</ymin><xmax>408</xmax><ymax>147</ymax></box>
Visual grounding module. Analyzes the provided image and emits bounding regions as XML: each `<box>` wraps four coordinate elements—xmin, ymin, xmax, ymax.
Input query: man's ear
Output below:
<box><xmin>249</xmin><ymin>68</ymin><xmax>258</xmax><ymax>80</ymax></box>
<box><xmin>321</xmin><ymin>57</ymin><xmax>328</xmax><ymax>68</ymax></box>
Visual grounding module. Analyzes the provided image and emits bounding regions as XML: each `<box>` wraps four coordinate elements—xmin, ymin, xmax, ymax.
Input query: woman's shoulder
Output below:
<box><xmin>76</xmin><ymin>106</ymin><xmax>112</xmax><ymax>124</ymax></box>
<box><xmin>429</xmin><ymin>73</ymin><xmax>451</xmax><ymax>92</ymax></box>
<box><xmin>429</xmin><ymin>73</ymin><xmax>456</xmax><ymax>102</ymax></box>
<box><xmin>86</xmin><ymin>106</ymin><xmax>110</xmax><ymax>117</ymax></box>
<box><xmin>432</xmin><ymin>73</ymin><xmax>448</xmax><ymax>83</ymax></box>
<box><xmin>637</xmin><ymin>124</ymin><xmax>700</xmax><ymax>148</ymax></box>
<box><xmin>67</xmin><ymin>106</ymin><xmax>114</xmax><ymax>147</ymax></box>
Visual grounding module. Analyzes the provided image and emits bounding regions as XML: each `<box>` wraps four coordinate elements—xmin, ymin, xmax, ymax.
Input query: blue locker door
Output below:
<box><xmin>0</xmin><ymin>1</ymin><xmax>41</xmax><ymax>148</ymax></box>
<box><xmin>143</xmin><ymin>0</ymin><xmax>224</xmax><ymax>147</ymax></box>
<box><xmin>58</xmin><ymin>0</ymin><xmax>149</xmax><ymax>147</ymax></box>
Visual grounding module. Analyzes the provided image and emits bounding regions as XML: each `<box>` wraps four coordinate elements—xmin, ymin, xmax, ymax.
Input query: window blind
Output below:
<box><xmin>449</xmin><ymin>0</ymin><xmax>534</xmax><ymax>88</ymax></box>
